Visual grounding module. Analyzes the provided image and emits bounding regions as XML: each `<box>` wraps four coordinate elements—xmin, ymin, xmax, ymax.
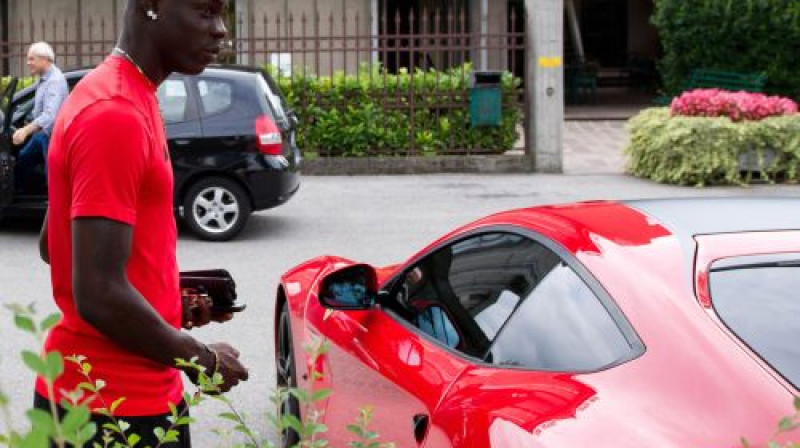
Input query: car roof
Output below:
<box><xmin>625</xmin><ymin>197</ymin><xmax>800</xmax><ymax>236</ymax></box>
<box><xmin>64</xmin><ymin>64</ymin><xmax>264</xmax><ymax>78</ymax></box>
<box><xmin>460</xmin><ymin>197</ymin><xmax>800</xmax><ymax>263</ymax></box>
<box><xmin>14</xmin><ymin>65</ymin><xmax>264</xmax><ymax>100</ymax></box>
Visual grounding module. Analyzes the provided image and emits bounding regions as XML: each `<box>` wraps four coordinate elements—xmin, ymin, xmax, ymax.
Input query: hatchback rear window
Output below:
<box><xmin>710</xmin><ymin>254</ymin><xmax>800</xmax><ymax>389</ymax></box>
<box><xmin>157</xmin><ymin>79</ymin><xmax>190</xmax><ymax>123</ymax></box>
<box><xmin>197</xmin><ymin>79</ymin><xmax>234</xmax><ymax>116</ymax></box>
<box><xmin>257</xmin><ymin>74</ymin><xmax>289</xmax><ymax>123</ymax></box>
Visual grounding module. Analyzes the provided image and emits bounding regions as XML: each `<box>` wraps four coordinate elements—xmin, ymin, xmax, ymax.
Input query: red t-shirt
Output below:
<box><xmin>36</xmin><ymin>56</ymin><xmax>183</xmax><ymax>416</ymax></box>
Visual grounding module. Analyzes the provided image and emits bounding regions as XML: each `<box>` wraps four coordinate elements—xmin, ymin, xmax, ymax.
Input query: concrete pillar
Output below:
<box><xmin>525</xmin><ymin>0</ymin><xmax>564</xmax><ymax>173</ymax></box>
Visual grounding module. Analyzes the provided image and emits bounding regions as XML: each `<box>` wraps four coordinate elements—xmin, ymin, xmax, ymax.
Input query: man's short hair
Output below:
<box><xmin>29</xmin><ymin>42</ymin><xmax>56</xmax><ymax>62</ymax></box>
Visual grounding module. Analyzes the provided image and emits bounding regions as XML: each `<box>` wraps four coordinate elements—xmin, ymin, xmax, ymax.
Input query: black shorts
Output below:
<box><xmin>34</xmin><ymin>393</ymin><xmax>191</xmax><ymax>448</ymax></box>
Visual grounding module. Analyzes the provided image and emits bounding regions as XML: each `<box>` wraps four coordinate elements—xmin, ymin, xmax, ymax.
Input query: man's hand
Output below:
<box><xmin>205</xmin><ymin>343</ymin><xmax>249</xmax><ymax>393</ymax></box>
<box><xmin>12</xmin><ymin>127</ymin><xmax>30</xmax><ymax>145</ymax></box>
<box><xmin>182</xmin><ymin>288</ymin><xmax>234</xmax><ymax>329</ymax></box>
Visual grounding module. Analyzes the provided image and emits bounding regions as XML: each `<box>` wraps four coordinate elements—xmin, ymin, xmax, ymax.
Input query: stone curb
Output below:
<box><xmin>301</xmin><ymin>154</ymin><xmax>536</xmax><ymax>175</ymax></box>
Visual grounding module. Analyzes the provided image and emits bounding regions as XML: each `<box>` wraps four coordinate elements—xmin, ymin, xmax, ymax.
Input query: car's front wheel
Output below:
<box><xmin>277</xmin><ymin>301</ymin><xmax>301</xmax><ymax>447</ymax></box>
<box><xmin>183</xmin><ymin>177</ymin><xmax>251</xmax><ymax>242</ymax></box>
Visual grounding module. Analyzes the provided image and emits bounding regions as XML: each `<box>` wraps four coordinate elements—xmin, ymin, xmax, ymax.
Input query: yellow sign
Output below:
<box><xmin>538</xmin><ymin>57</ymin><xmax>563</xmax><ymax>68</ymax></box>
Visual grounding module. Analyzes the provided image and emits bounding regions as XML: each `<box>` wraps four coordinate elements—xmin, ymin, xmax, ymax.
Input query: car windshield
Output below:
<box><xmin>710</xmin><ymin>254</ymin><xmax>800</xmax><ymax>389</ymax></box>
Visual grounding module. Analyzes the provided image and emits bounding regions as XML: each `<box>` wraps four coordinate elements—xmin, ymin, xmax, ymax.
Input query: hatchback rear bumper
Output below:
<box><xmin>248</xmin><ymin>152</ymin><xmax>301</xmax><ymax>211</ymax></box>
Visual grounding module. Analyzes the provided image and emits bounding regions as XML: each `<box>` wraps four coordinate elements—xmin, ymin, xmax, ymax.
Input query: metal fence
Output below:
<box><xmin>1</xmin><ymin>17</ymin><xmax>119</xmax><ymax>77</ymax></box>
<box><xmin>1</xmin><ymin>6</ymin><xmax>527</xmax><ymax>155</ymax></box>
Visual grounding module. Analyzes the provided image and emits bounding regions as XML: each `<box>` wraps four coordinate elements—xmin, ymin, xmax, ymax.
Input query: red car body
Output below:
<box><xmin>274</xmin><ymin>198</ymin><xmax>800</xmax><ymax>447</ymax></box>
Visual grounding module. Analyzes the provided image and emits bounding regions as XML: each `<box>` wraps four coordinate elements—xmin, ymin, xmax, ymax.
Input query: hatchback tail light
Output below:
<box><xmin>255</xmin><ymin>115</ymin><xmax>283</xmax><ymax>156</ymax></box>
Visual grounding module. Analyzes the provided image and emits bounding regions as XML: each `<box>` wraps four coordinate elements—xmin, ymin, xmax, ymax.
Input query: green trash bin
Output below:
<box><xmin>470</xmin><ymin>71</ymin><xmax>503</xmax><ymax>127</ymax></box>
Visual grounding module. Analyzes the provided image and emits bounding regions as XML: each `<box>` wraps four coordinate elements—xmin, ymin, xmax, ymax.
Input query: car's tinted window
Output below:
<box><xmin>157</xmin><ymin>79</ymin><xmax>189</xmax><ymax>123</ymax></box>
<box><xmin>710</xmin><ymin>256</ymin><xmax>800</xmax><ymax>389</ymax></box>
<box><xmin>415</xmin><ymin>306</ymin><xmax>460</xmax><ymax>349</ymax></box>
<box><xmin>194</xmin><ymin>75</ymin><xmax>260</xmax><ymax>137</ymax></box>
<box><xmin>488</xmin><ymin>262</ymin><xmax>632</xmax><ymax>371</ymax></box>
<box><xmin>197</xmin><ymin>79</ymin><xmax>233</xmax><ymax>116</ymax></box>
<box><xmin>391</xmin><ymin>233</ymin><xmax>560</xmax><ymax>358</ymax></box>
<box><xmin>257</xmin><ymin>74</ymin><xmax>288</xmax><ymax>123</ymax></box>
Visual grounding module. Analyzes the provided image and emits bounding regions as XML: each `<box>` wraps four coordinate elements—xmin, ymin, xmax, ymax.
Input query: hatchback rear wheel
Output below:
<box><xmin>184</xmin><ymin>177</ymin><xmax>251</xmax><ymax>241</ymax></box>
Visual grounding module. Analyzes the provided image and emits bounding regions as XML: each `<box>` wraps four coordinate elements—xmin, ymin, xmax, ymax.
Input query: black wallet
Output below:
<box><xmin>179</xmin><ymin>269</ymin><xmax>246</xmax><ymax>313</ymax></box>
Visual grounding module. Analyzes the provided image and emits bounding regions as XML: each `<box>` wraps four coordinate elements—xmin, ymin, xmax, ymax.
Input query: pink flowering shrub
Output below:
<box><xmin>670</xmin><ymin>89</ymin><xmax>798</xmax><ymax>121</ymax></box>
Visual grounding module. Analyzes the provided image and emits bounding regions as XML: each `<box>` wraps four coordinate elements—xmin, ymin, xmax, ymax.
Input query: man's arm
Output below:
<box><xmin>12</xmin><ymin>122</ymin><xmax>42</xmax><ymax>146</ymax></box>
<box><xmin>32</xmin><ymin>80</ymin><xmax>66</xmax><ymax>133</ymax></box>
<box><xmin>13</xmin><ymin>81</ymin><xmax>66</xmax><ymax>144</ymax></box>
<box><xmin>72</xmin><ymin>217</ymin><xmax>248</xmax><ymax>390</ymax></box>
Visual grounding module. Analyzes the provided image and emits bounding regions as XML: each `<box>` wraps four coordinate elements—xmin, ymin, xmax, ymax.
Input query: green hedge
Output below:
<box><xmin>0</xmin><ymin>76</ymin><xmax>35</xmax><ymax>93</ymax></box>
<box><xmin>0</xmin><ymin>77</ymin><xmax>36</xmax><ymax>109</ymax></box>
<box><xmin>269</xmin><ymin>64</ymin><xmax>523</xmax><ymax>157</ymax></box>
<box><xmin>652</xmin><ymin>0</ymin><xmax>800</xmax><ymax>99</ymax></box>
<box><xmin>625</xmin><ymin>108</ymin><xmax>800</xmax><ymax>186</ymax></box>
<box><xmin>4</xmin><ymin>69</ymin><xmax>524</xmax><ymax>158</ymax></box>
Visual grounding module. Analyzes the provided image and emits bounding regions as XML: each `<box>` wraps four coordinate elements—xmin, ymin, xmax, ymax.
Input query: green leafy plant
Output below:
<box><xmin>0</xmin><ymin>305</ymin><xmax>394</xmax><ymax>448</ymax></box>
<box><xmin>652</xmin><ymin>0</ymin><xmax>800</xmax><ymax>99</ymax></box>
<box><xmin>0</xmin><ymin>76</ymin><xmax>36</xmax><ymax>94</ymax></box>
<box><xmin>269</xmin><ymin>63</ymin><xmax>522</xmax><ymax>157</ymax></box>
<box><xmin>742</xmin><ymin>396</ymin><xmax>800</xmax><ymax>448</ymax></box>
<box><xmin>625</xmin><ymin>107</ymin><xmax>800</xmax><ymax>186</ymax></box>
<box><xmin>346</xmin><ymin>408</ymin><xmax>395</xmax><ymax>448</ymax></box>
<box><xmin>1</xmin><ymin>304</ymin><xmax>97</xmax><ymax>448</ymax></box>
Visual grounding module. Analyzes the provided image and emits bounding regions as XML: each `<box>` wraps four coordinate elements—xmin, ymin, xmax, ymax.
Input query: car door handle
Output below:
<box><xmin>174</xmin><ymin>139</ymin><xmax>191</xmax><ymax>146</ymax></box>
<box><xmin>413</xmin><ymin>414</ymin><xmax>429</xmax><ymax>444</ymax></box>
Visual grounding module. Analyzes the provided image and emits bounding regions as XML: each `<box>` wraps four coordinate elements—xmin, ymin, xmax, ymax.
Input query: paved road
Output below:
<box><xmin>1</xmin><ymin>174</ymin><xmax>798</xmax><ymax>445</ymax></box>
<box><xmin>564</xmin><ymin>121</ymin><xmax>629</xmax><ymax>174</ymax></box>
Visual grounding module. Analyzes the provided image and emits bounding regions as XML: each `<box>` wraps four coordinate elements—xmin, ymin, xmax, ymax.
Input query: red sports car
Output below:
<box><xmin>274</xmin><ymin>198</ymin><xmax>800</xmax><ymax>447</ymax></box>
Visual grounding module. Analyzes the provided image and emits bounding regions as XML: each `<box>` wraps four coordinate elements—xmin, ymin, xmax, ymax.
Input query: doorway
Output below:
<box><xmin>379</xmin><ymin>0</ymin><xmax>470</xmax><ymax>73</ymax></box>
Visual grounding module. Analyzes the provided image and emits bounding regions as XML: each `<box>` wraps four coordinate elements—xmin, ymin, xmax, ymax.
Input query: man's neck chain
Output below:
<box><xmin>113</xmin><ymin>47</ymin><xmax>157</xmax><ymax>90</ymax></box>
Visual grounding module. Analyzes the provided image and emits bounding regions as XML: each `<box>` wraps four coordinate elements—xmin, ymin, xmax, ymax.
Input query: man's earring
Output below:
<box><xmin>147</xmin><ymin>10</ymin><xmax>158</xmax><ymax>21</ymax></box>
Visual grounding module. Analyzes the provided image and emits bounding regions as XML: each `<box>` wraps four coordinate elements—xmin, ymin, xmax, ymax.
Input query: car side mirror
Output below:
<box><xmin>318</xmin><ymin>264</ymin><xmax>379</xmax><ymax>310</ymax></box>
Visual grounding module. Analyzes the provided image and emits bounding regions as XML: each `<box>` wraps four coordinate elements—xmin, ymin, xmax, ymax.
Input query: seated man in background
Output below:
<box><xmin>13</xmin><ymin>41</ymin><xmax>69</xmax><ymax>189</ymax></box>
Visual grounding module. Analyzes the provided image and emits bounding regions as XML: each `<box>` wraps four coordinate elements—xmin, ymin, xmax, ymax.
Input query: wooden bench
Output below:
<box><xmin>654</xmin><ymin>69</ymin><xmax>768</xmax><ymax>106</ymax></box>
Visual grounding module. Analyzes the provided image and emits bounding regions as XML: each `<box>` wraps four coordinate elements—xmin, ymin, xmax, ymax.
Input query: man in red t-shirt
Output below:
<box><xmin>35</xmin><ymin>0</ymin><xmax>247</xmax><ymax>446</ymax></box>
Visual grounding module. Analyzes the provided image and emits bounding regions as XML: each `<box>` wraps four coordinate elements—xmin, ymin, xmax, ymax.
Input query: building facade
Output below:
<box><xmin>3</xmin><ymin>0</ymin><xmax>659</xmax><ymax>105</ymax></box>
<box><xmin>2</xmin><ymin>0</ymin><xmax>518</xmax><ymax>77</ymax></box>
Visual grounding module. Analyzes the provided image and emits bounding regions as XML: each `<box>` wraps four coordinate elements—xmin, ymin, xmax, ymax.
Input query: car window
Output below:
<box><xmin>487</xmin><ymin>261</ymin><xmax>632</xmax><ymax>371</ymax></box>
<box><xmin>257</xmin><ymin>74</ymin><xmax>289</xmax><ymax>123</ymax></box>
<box><xmin>710</xmin><ymin>255</ymin><xmax>800</xmax><ymax>389</ymax></box>
<box><xmin>415</xmin><ymin>306</ymin><xmax>460</xmax><ymax>349</ymax></box>
<box><xmin>156</xmin><ymin>79</ymin><xmax>190</xmax><ymax>124</ymax></box>
<box><xmin>197</xmin><ymin>79</ymin><xmax>233</xmax><ymax>116</ymax></box>
<box><xmin>390</xmin><ymin>232</ymin><xmax>561</xmax><ymax>358</ymax></box>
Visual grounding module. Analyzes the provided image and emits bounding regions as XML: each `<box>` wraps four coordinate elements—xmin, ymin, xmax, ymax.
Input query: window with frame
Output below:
<box><xmin>197</xmin><ymin>79</ymin><xmax>233</xmax><ymax>117</ymax></box>
<box><xmin>156</xmin><ymin>79</ymin><xmax>189</xmax><ymax>124</ymax></box>
<box><xmin>487</xmin><ymin>260</ymin><xmax>633</xmax><ymax>371</ymax></box>
<box><xmin>710</xmin><ymin>254</ymin><xmax>800</xmax><ymax>389</ymax></box>
<box><xmin>257</xmin><ymin>74</ymin><xmax>289</xmax><ymax>123</ymax></box>
<box><xmin>389</xmin><ymin>232</ymin><xmax>562</xmax><ymax>358</ymax></box>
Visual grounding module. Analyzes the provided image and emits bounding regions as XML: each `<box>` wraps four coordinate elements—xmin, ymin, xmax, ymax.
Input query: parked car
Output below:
<box><xmin>274</xmin><ymin>198</ymin><xmax>800</xmax><ymax>447</ymax></box>
<box><xmin>0</xmin><ymin>65</ymin><xmax>301</xmax><ymax>241</ymax></box>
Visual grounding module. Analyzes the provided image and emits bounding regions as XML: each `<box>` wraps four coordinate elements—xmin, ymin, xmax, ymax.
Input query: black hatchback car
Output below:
<box><xmin>0</xmin><ymin>65</ymin><xmax>301</xmax><ymax>241</ymax></box>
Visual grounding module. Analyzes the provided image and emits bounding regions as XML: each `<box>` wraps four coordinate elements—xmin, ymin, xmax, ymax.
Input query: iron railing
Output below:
<box><xmin>1</xmin><ymin>6</ymin><xmax>527</xmax><ymax>155</ymax></box>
